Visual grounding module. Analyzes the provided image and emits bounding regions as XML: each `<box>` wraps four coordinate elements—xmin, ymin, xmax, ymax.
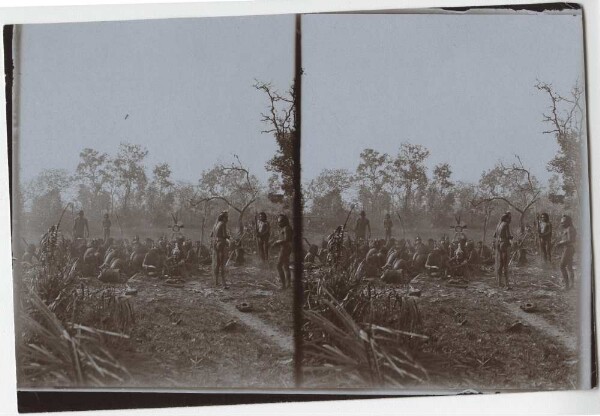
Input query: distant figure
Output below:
<box><xmin>556</xmin><ymin>214</ymin><xmax>577</xmax><ymax>289</ymax></box>
<box><xmin>476</xmin><ymin>241</ymin><xmax>494</xmax><ymax>266</ymax></box>
<box><xmin>383</xmin><ymin>213</ymin><xmax>393</xmax><ymax>241</ymax></box>
<box><xmin>538</xmin><ymin>213</ymin><xmax>553</xmax><ymax>263</ymax></box>
<box><xmin>211</xmin><ymin>211</ymin><xmax>230</xmax><ymax>286</ymax></box>
<box><xmin>355</xmin><ymin>210</ymin><xmax>371</xmax><ymax>241</ymax></box>
<box><xmin>465</xmin><ymin>240</ymin><xmax>480</xmax><ymax>276</ymax></box>
<box><xmin>256</xmin><ymin>212</ymin><xmax>271</xmax><ymax>263</ymax></box>
<box><xmin>494</xmin><ymin>211</ymin><xmax>513</xmax><ymax>288</ymax></box>
<box><xmin>102</xmin><ymin>213</ymin><xmax>112</xmax><ymax>242</ymax></box>
<box><xmin>73</xmin><ymin>210</ymin><xmax>89</xmax><ymax>239</ymax></box>
<box><xmin>272</xmin><ymin>214</ymin><xmax>293</xmax><ymax>289</ymax></box>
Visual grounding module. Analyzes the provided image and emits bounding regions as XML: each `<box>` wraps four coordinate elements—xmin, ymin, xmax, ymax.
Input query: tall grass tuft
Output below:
<box><xmin>17</xmin><ymin>230</ymin><xmax>134</xmax><ymax>387</ymax></box>
<box><xmin>304</xmin><ymin>289</ymin><xmax>428</xmax><ymax>387</ymax></box>
<box><xmin>19</xmin><ymin>291</ymin><xmax>131</xmax><ymax>387</ymax></box>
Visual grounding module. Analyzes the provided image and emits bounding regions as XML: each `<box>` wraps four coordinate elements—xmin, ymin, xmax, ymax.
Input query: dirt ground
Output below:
<box><xmin>302</xmin><ymin>225</ymin><xmax>583</xmax><ymax>392</ymax></box>
<box><xmin>95</xmin><ymin>260</ymin><xmax>295</xmax><ymax>389</ymax></box>
<box><xmin>303</xmin><ymin>261</ymin><xmax>580</xmax><ymax>392</ymax></box>
<box><xmin>413</xmin><ymin>263</ymin><xmax>579</xmax><ymax>392</ymax></box>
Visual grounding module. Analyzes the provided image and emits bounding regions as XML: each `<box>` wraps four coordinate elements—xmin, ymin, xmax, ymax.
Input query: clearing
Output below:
<box><xmin>73</xmin><ymin>262</ymin><xmax>293</xmax><ymax>389</ymax></box>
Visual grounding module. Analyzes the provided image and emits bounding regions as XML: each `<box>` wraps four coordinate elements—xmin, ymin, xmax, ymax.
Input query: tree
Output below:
<box><xmin>24</xmin><ymin>169</ymin><xmax>73</xmax><ymax>231</ymax></box>
<box><xmin>474</xmin><ymin>155</ymin><xmax>541</xmax><ymax>232</ymax></box>
<box><xmin>432</xmin><ymin>163</ymin><xmax>453</xmax><ymax>191</ymax></box>
<box><xmin>306</xmin><ymin>169</ymin><xmax>353</xmax><ymax>220</ymax></box>
<box><xmin>146</xmin><ymin>163</ymin><xmax>175</xmax><ymax>224</ymax></box>
<box><xmin>535</xmin><ymin>80</ymin><xmax>585</xmax><ymax>206</ymax></box>
<box><xmin>355</xmin><ymin>148</ymin><xmax>392</xmax><ymax>217</ymax></box>
<box><xmin>75</xmin><ymin>148</ymin><xmax>109</xmax><ymax>206</ymax></box>
<box><xmin>24</xmin><ymin>168</ymin><xmax>72</xmax><ymax>200</ymax></box>
<box><xmin>254</xmin><ymin>80</ymin><xmax>296</xmax><ymax>203</ymax></box>
<box><xmin>191</xmin><ymin>156</ymin><xmax>260</xmax><ymax>234</ymax></box>
<box><xmin>391</xmin><ymin>143</ymin><xmax>430</xmax><ymax>213</ymax></box>
<box><xmin>111</xmin><ymin>143</ymin><xmax>149</xmax><ymax>213</ymax></box>
<box><xmin>426</xmin><ymin>163</ymin><xmax>455</xmax><ymax>227</ymax></box>
<box><xmin>152</xmin><ymin>163</ymin><xmax>174</xmax><ymax>191</ymax></box>
<box><xmin>172</xmin><ymin>180</ymin><xmax>198</xmax><ymax>229</ymax></box>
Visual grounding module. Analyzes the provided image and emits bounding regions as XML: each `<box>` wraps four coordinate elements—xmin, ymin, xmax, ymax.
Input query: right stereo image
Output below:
<box><xmin>299</xmin><ymin>10</ymin><xmax>593</xmax><ymax>392</ymax></box>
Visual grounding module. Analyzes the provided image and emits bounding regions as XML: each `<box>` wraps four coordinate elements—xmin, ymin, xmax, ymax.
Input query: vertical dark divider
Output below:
<box><xmin>292</xmin><ymin>13</ymin><xmax>304</xmax><ymax>388</ymax></box>
<box><xmin>581</xmin><ymin>7</ymin><xmax>598</xmax><ymax>389</ymax></box>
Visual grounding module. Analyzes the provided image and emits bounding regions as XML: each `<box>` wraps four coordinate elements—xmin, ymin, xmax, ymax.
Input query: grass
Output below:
<box><xmin>303</xmin><ymin>260</ymin><xmax>428</xmax><ymax>387</ymax></box>
<box><xmin>16</xmin><ymin>232</ymin><xmax>134</xmax><ymax>387</ymax></box>
<box><xmin>303</xmin><ymin>289</ymin><xmax>428</xmax><ymax>387</ymax></box>
<box><xmin>19</xmin><ymin>290</ymin><xmax>131</xmax><ymax>387</ymax></box>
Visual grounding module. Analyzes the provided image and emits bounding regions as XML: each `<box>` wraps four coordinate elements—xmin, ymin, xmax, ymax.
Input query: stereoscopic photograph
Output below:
<box><xmin>7</xmin><ymin>5</ymin><xmax>595</xmax><ymax>399</ymax></box>
<box><xmin>10</xmin><ymin>16</ymin><xmax>297</xmax><ymax>389</ymax></box>
<box><xmin>300</xmin><ymin>11</ymin><xmax>593</xmax><ymax>391</ymax></box>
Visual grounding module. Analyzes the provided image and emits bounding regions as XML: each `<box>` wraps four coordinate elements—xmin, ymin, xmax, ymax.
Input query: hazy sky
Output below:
<box><xmin>17</xmin><ymin>16</ymin><xmax>295</xmax><ymax>185</ymax></box>
<box><xmin>301</xmin><ymin>13</ymin><xmax>585</xmax><ymax>184</ymax></box>
<box><xmin>16</xmin><ymin>12</ymin><xmax>586</xmax><ymax>188</ymax></box>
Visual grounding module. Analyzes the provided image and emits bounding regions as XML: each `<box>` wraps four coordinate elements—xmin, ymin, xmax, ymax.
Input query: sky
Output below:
<box><xmin>301</xmin><ymin>12</ymin><xmax>586</xmax><ymax>185</ymax></box>
<box><xmin>16</xmin><ymin>16</ymin><xmax>295</xmax><ymax>186</ymax></box>
<box><xmin>16</xmin><ymin>12</ymin><xmax>586</xmax><ymax>189</ymax></box>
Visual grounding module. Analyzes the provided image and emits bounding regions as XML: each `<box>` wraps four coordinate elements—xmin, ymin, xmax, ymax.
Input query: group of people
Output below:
<box><xmin>494</xmin><ymin>210</ymin><xmax>577</xmax><ymax>290</ymax></box>
<box><xmin>305</xmin><ymin>209</ymin><xmax>578</xmax><ymax>290</ymax></box>
<box><xmin>211</xmin><ymin>211</ymin><xmax>294</xmax><ymax>289</ymax></box>
<box><xmin>23</xmin><ymin>206</ymin><xmax>578</xmax><ymax>291</ymax></box>
<box><xmin>23</xmin><ymin>208</ymin><xmax>296</xmax><ymax>290</ymax></box>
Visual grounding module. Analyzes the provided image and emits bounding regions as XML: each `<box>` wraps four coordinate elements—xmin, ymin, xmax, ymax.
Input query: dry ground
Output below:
<box><xmin>302</xmin><ymin>226</ymin><xmax>583</xmax><ymax>392</ymax></box>
<box><xmin>302</xmin><ymin>262</ymin><xmax>581</xmax><ymax>392</ymax></box>
<box><xmin>112</xmin><ymin>261</ymin><xmax>295</xmax><ymax>389</ymax></box>
<box><xmin>16</xmin><ymin>259</ymin><xmax>296</xmax><ymax>390</ymax></box>
<box><xmin>413</xmin><ymin>264</ymin><xmax>579</xmax><ymax>392</ymax></box>
<box><xmin>16</xmin><ymin>223</ymin><xmax>295</xmax><ymax>390</ymax></box>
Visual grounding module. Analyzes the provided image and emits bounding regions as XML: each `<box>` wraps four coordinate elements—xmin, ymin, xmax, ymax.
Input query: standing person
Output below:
<box><xmin>556</xmin><ymin>214</ymin><xmax>577</xmax><ymax>289</ymax></box>
<box><xmin>493</xmin><ymin>211</ymin><xmax>513</xmax><ymax>288</ymax></box>
<box><xmin>383</xmin><ymin>213</ymin><xmax>393</xmax><ymax>242</ymax></box>
<box><xmin>211</xmin><ymin>211</ymin><xmax>230</xmax><ymax>287</ymax></box>
<box><xmin>102</xmin><ymin>213</ymin><xmax>112</xmax><ymax>242</ymax></box>
<box><xmin>256</xmin><ymin>212</ymin><xmax>271</xmax><ymax>263</ymax></box>
<box><xmin>73</xmin><ymin>210</ymin><xmax>89</xmax><ymax>239</ymax></box>
<box><xmin>355</xmin><ymin>210</ymin><xmax>371</xmax><ymax>242</ymax></box>
<box><xmin>272</xmin><ymin>214</ymin><xmax>293</xmax><ymax>289</ymax></box>
<box><xmin>538</xmin><ymin>213</ymin><xmax>553</xmax><ymax>264</ymax></box>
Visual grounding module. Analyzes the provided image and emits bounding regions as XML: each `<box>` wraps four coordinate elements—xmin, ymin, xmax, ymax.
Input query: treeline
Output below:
<box><xmin>16</xmin><ymin>79</ymin><xmax>299</xmax><ymax>239</ymax></box>
<box><xmin>17</xmin><ymin>143</ymin><xmax>285</xmax><ymax>237</ymax></box>
<box><xmin>304</xmin><ymin>81</ymin><xmax>585</xmax><ymax>239</ymax></box>
<box><xmin>304</xmin><ymin>147</ymin><xmax>559</xmax><ymax>235</ymax></box>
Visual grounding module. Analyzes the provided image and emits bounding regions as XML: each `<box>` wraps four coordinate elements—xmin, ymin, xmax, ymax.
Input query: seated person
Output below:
<box><xmin>184</xmin><ymin>241</ymin><xmax>198</xmax><ymax>266</ymax></box>
<box><xmin>22</xmin><ymin>244</ymin><xmax>39</xmax><ymax>266</ymax></box>
<box><xmin>82</xmin><ymin>242</ymin><xmax>100</xmax><ymax>275</ymax></box>
<box><xmin>448</xmin><ymin>246</ymin><xmax>471</xmax><ymax>280</ymax></box>
<box><xmin>412</xmin><ymin>236</ymin><xmax>429</xmax><ymax>272</ymax></box>
<box><xmin>466</xmin><ymin>240</ymin><xmax>480</xmax><ymax>265</ymax></box>
<box><xmin>304</xmin><ymin>244</ymin><xmax>320</xmax><ymax>265</ymax></box>
<box><xmin>425</xmin><ymin>244</ymin><xmax>449</xmax><ymax>277</ymax></box>
<box><xmin>165</xmin><ymin>243</ymin><xmax>188</xmax><ymax>278</ymax></box>
<box><xmin>143</xmin><ymin>244</ymin><xmax>165</xmax><ymax>275</ymax></box>
<box><xmin>129</xmin><ymin>241</ymin><xmax>148</xmax><ymax>274</ymax></box>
